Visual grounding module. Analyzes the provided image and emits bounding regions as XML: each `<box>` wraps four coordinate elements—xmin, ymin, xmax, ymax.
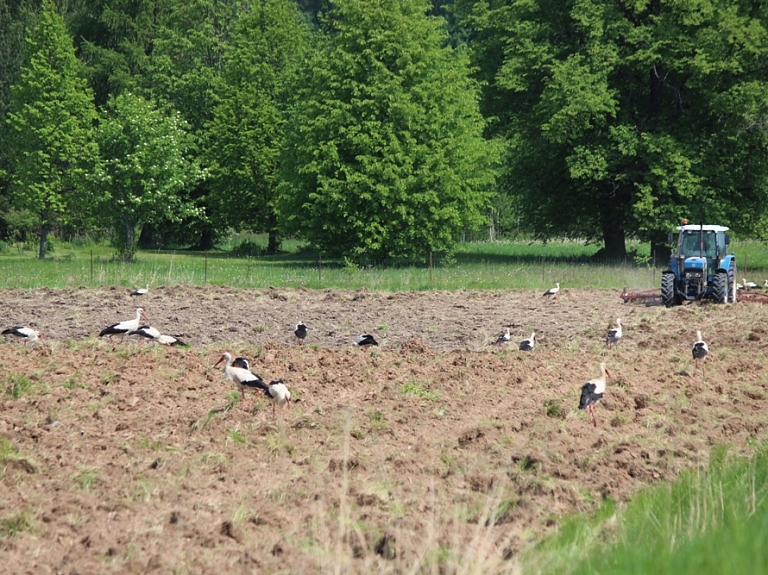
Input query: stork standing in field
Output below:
<box><xmin>131</xmin><ymin>284</ymin><xmax>149</xmax><ymax>296</ymax></box>
<box><xmin>294</xmin><ymin>322</ymin><xmax>308</xmax><ymax>344</ymax></box>
<box><xmin>2</xmin><ymin>326</ymin><xmax>43</xmax><ymax>345</ymax></box>
<box><xmin>543</xmin><ymin>282</ymin><xmax>560</xmax><ymax>299</ymax></box>
<box><xmin>495</xmin><ymin>327</ymin><xmax>511</xmax><ymax>346</ymax></box>
<box><xmin>519</xmin><ymin>332</ymin><xmax>536</xmax><ymax>352</ymax></box>
<box><xmin>692</xmin><ymin>331</ymin><xmax>708</xmax><ymax>373</ymax></box>
<box><xmin>99</xmin><ymin>308</ymin><xmax>149</xmax><ymax>342</ymax></box>
<box><xmin>215</xmin><ymin>352</ymin><xmax>269</xmax><ymax>412</ymax></box>
<box><xmin>742</xmin><ymin>278</ymin><xmax>759</xmax><ymax>290</ymax></box>
<box><xmin>578</xmin><ymin>363</ymin><xmax>611</xmax><ymax>427</ymax></box>
<box><xmin>606</xmin><ymin>318</ymin><xmax>623</xmax><ymax>349</ymax></box>
<box><xmin>355</xmin><ymin>334</ymin><xmax>379</xmax><ymax>349</ymax></box>
<box><xmin>262</xmin><ymin>379</ymin><xmax>292</xmax><ymax>419</ymax></box>
<box><xmin>764</xmin><ymin>280</ymin><xmax>768</xmax><ymax>289</ymax></box>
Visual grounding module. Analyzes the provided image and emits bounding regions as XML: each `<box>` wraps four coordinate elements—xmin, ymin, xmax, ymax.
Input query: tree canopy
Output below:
<box><xmin>465</xmin><ymin>0</ymin><xmax>768</xmax><ymax>256</ymax></box>
<box><xmin>279</xmin><ymin>0</ymin><xmax>498</xmax><ymax>259</ymax></box>
<box><xmin>5</xmin><ymin>0</ymin><xmax>98</xmax><ymax>258</ymax></box>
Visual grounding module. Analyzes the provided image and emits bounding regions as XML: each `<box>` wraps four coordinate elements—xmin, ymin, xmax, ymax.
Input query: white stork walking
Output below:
<box><xmin>131</xmin><ymin>284</ymin><xmax>149</xmax><ymax>296</ymax></box>
<box><xmin>2</xmin><ymin>326</ymin><xmax>43</xmax><ymax>345</ymax></box>
<box><xmin>99</xmin><ymin>308</ymin><xmax>149</xmax><ymax>342</ymax></box>
<box><xmin>606</xmin><ymin>318</ymin><xmax>623</xmax><ymax>348</ymax></box>
<box><xmin>519</xmin><ymin>332</ymin><xmax>536</xmax><ymax>352</ymax></box>
<box><xmin>578</xmin><ymin>363</ymin><xmax>611</xmax><ymax>427</ymax></box>
<box><xmin>495</xmin><ymin>327</ymin><xmax>511</xmax><ymax>346</ymax></box>
<box><xmin>692</xmin><ymin>330</ymin><xmax>708</xmax><ymax>372</ymax></box>
<box><xmin>764</xmin><ymin>279</ymin><xmax>768</xmax><ymax>289</ymax></box>
<box><xmin>355</xmin><ymin>334</ymin><xmax>379</xmax><ymax>349</ymax></box>
<box><xmin>215</xmin><ymin>352</ymin><xmax>269</xmax><ymax>412</ymax></box>
<box><xmin>294</xmin><ymin>322</ymin><xmax>308</xmax><ymax>343</ymax></box>
<box><xmin>543</xmin><ymin>283</ymin><xmax>560</xmax><ymax>299</ymax></box>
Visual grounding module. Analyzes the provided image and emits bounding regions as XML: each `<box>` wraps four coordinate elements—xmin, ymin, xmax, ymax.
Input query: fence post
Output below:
<box><xmin>204</xmin><ymin>251</ymin><xmax>208</xmax><ymax>284</ymax></box>
<box><xmin>318</xmin><ymin>252</ymin><xmax>322</xmax><ymax>283</ymax></box>
<box><xmin>652</xmin><ymin>250</ymin><xmax>656</xmax><ymax>285</ymax></box>
<box><xmin>429</xmin><ymin>251</ymin><xmax>433</xmax><ymax>283</ymax></box>
<box><xmin>90</xmin><ymin>250</ymin><xmax>93</xmax><ymax>283</ymax></box>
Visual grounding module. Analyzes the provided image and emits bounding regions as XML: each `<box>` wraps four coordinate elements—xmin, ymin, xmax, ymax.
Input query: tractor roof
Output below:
<box><xmin>676</xmin><ymin>225</ymin><xmax>729</xmax><ymax>232</ymax></box>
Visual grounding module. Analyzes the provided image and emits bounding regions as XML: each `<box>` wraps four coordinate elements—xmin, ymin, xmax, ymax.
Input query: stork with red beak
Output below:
<box><xmin>2</xmin><ymin>326</ymin><xmax>43</xmax><ymax>345</ymax></box>
<box><xmin>215</xmin><ymin>352</ymin><xmax>269</xmax><ymax>412</ymax></box>
<box><xmin>578</xmin><ymin>363</ymin><xmax>611</xmax><ymax>427</ymax></box>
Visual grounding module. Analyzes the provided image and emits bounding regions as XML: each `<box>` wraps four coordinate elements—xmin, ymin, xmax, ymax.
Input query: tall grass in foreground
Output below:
<box><xmin>0</xmin><ymin>238</ymin><xmax>765</xmax><ymax>291</ymax></box>
<box><xmin>524</xmin><ymin>444</ymin><xmax>768</xmax><ymax>575</ymax></box>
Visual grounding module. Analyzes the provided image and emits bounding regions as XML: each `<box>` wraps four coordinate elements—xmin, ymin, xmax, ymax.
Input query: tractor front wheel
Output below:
<box><xmin>661</xmin><ymin>272</ymin><xmax>676</xmax><ymax>307</ymax></box>
<box><xmin>712</xmin><ymin>271</ymin><xmax>728</xmax><ymax>304</ymax></box>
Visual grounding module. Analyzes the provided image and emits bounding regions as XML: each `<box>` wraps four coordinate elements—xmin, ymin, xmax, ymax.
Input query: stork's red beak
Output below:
<box><xmin>605</xmin><ymin>368</ymin><xmax>612</xmax><ymax>379</ymax></box>
<box><xmin>214</xmin><ymin>356</ymin><xmax>224</xmax><ymax>367</ymax></box>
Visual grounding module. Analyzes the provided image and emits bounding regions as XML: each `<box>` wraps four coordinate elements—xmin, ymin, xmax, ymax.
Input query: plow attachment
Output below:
<box><xmin>621</xmin><ymin>287</ymin><xmax>768</xmax><ymax>304</ymax></box>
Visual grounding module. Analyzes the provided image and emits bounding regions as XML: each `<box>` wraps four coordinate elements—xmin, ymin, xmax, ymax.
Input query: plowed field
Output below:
<box><xmin>1</xmin><ymin>286</ymin><xmax>767</xmax><ymax>574</ymax></box>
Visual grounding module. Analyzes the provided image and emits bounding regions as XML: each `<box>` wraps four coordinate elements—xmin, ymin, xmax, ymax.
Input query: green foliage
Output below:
<box><xmin>467</xmin><ymin>0</ymin><xmax>768</xmax><ymax>256</ymax></box>
<box><xmin>280</xmin><ymin>0</ymin><xmax>499</xmax><ymax>259</ymax></box>
<box><xmin>91</xmin><ymin>92</ymin><xmax>204</xmax><ymax>261</ymax></box>
<box><xmin>0</xmin><ymin>510</ymin><xmax>33</xmax><ymax>539</ymax></box>
<box><xmin>206</xmin><ymin>0</ymin><xmax>309</xmax><ymax>255</ymax></box>
<box><xmin>5</xmin><ymin>0</ymin><xmax>98</xmax><ymax>259</ymax></box>
<box><xmin>402</xmin><ymin>381</ymin><xmax>440</xmax><ymax>401</ymax></box>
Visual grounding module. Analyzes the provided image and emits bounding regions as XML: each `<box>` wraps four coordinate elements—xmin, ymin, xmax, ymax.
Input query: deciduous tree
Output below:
<box><xmin>91</xmin><ymin>92</ymin><xmax>204</xmax><ymax>261</ymax></box>
<box><xmin>5</xmin><ymin>0</ymin><xmax>97</xmax><ymax>258</ymax></box>
<box><xmin>206</xmin><ymin>0</ymin><xmax>308</xmax><ymax>254</ymax></box>
<box><xmin>465</xmin><ymin>0</ymin><xmax>768</xmax><ymax>256</ymax></box>
<box><xmin>279</xmin><ymin>0</ymin><xmax>498</xmax><ymax>260</ymax></box>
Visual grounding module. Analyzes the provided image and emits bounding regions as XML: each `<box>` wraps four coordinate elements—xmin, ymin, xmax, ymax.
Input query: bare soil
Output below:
<box><xmin>1</xmin><ymin>286</ymin><xmax>768</xmax><ymax>574</ymax></box>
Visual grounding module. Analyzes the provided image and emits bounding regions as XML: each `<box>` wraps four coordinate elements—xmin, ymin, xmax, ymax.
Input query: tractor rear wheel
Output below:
<box><xmin>712</xmin><ymin>271</ymin><xmax>728</xmax><ymax>304</ymax></box>
<box><xmin>728</xmin><ymin>262</ymin><xmax>737</xmax><ymax>303</ymax></box>
<box><xmin>661</xmin><ymin>273</ymin><xmax>676</xmax><ymax>307</ymax></box>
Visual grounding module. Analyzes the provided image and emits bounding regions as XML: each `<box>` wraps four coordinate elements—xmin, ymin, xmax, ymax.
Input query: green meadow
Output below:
<box><xmin>525</xmin><ymin>444</ymin><xmax>768</xmax><ymax>575</ymax></box>
<box><xmin>2</xmin><ymin>236</ymin><xmax>765</xmax><ymax>291</ymax></box>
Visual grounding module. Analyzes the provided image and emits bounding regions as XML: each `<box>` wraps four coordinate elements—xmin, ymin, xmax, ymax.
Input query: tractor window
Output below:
<box><xmin>680</xmin><ymin>231</ymin><xmax>716</xmax><ymax>256</ymax></box>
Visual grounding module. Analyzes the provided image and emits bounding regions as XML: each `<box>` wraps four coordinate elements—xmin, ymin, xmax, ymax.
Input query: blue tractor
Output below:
<box><xmin>661</xmin><ymin>224</ymin><xmax>737</xmax><ymax>307</ymax></box>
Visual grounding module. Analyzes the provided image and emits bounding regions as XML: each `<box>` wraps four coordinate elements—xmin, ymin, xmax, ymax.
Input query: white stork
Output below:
<box><xmin>742</xmin><ymin>278</ymin><xmax>759</xmax><ymax>290</ymax></box>
<box><xmin>131</xmin><ymin>283</ymin><xmax>149</xmax><ymax>296</ymax></box>
<box><xmin>519</xmin><ymin>332</ymin><xmax>536</xmax><ymax>352</ymax></box>
<box><xmin>692</xmin><ymin>331</ymin><xmax>708</xmax><ymax>371</ymax></box>
<box><xmin>231</xmin><ymin>357</ymin><xmax>250</xmax><ymax>370</ymax></box>
<box><xmin>543</xmin><ymin>283</ymin><xmax>560</xmax><ymax>299</ymax></box>
<box><xmin>355</xmin><ymin>334</ymin><xmax>379</xmax><ymax>349</ymax></box>
<box><xmin>606</xmin><ymin>318</ymin><xmax>623</xmax><ymax>348</ymax></box>
<box><xmin>214</xmin><ymin>352</ymin><xmax>269</xmax><ymax>411</ymax></box>
<box><xmin>495</xmin><ymin>327</ymin><xmax>511</xmax><ymax>346</ymax></box>
<box><xmin>2</xmin><ymin>326</ymin><xmax>43</xmax><ymax>345</ymax></box>
<box><xmin>263</xmin><ymin>379</ymin><xmax>292</xmax><ymax>419</ymax></box>
<box><xmin>764</xmin><ymin>279</ymin><xmax>768</xmax><ymax>289</ymax></box>
<box><xmin>99</xmin><ymin>308</ymin><xmax>149</xmax><ymax>342</ymax></box>
<box><xmin>294</xmin><ymin>322</ymin><xmax>308</xmax><ymax>343</ymax></box>
<box><xmin>129</xmin><ymin>325</ymin><xmax>160</xmax><ymax>342</ymax></box>
<box><xmin>156</xmin><ymin>334</ymin><xmax>188</xmax><ymax>347</ymax></box>
<box><xmin>578</xmin><ymin>363</ymin><xmax>611</xmax><ymax>427</ymax></box>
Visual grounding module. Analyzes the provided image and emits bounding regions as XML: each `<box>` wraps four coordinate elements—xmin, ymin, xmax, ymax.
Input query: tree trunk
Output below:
<box><xmin>649</xmin><ymin>231</ymin><xmax>672</xmax><ymax>267</ymax></box>
<box><xmin>38</xmin><ymin>222</ymin><xmax>49</xmax><ymax>260</ymax></box>
<box><xmin>602</xmin><ymin>224</ymin><xmax>626</xmax><ymax>260</ymax></box>
<box><xmin>267</xmin><ymin>213</ymin><xmax>279</xmax><ymax>255</ymax></box>
<box><xmin>123</xmin><ymin>214</ymin><xmax>135</xmax><ymax>262</ymax></box>
<box><xmin>193</xmin><ymin>226</ymin><xmax>215</xmax><ymax>251</ymax></box>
